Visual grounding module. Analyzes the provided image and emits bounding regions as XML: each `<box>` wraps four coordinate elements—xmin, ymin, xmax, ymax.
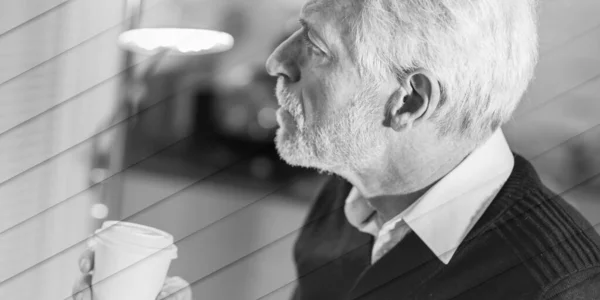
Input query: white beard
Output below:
<box><xmin>274</xmin><ymin>80</ymin><xmax>385</xmax><ymax>173</ymax></box>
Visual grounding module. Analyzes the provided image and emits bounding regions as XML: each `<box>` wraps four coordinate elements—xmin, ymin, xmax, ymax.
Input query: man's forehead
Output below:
<box><xmin>300</xmin><ymin>0</ymin><xmax>361</xmax><ymax>49</ymax></box>
<box><xmin>301</xmin><ymin>0</ymin><xmax>361</xmax><ymax>21</ymax></box>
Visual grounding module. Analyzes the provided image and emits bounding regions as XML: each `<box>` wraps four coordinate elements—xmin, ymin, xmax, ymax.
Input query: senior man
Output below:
<box><xmin>74</xmin><ymin>0</ymin><xmax>600</xmax><ymax>299</ymax></box>
<box><xmin>266</xmin><ymin>0</ymin><xmax>600</xmax><ymax>299</ymax></box>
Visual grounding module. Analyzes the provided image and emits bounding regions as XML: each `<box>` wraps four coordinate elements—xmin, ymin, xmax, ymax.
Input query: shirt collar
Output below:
<box><xmin>344</xmin><ymin>129</ymin><xmax>514</xmax><ymax>264</ymax></box>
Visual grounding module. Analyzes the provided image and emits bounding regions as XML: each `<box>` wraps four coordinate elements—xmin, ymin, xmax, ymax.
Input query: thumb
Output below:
<box><xmin>79</xmin><ymin>248</ymin><xmax>95</xmax><ymax>273</ymax></box>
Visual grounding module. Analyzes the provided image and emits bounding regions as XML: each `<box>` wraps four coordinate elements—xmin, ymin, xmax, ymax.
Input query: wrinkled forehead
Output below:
<box><xmin>302</xmin><ymin>0</ymin><xmax>361</xmax><ymax>18</ymax></box>
<box><xmin>300</xmin><ymin>0</ymin><xmax>362</xmax><ymax>44</ymax></box>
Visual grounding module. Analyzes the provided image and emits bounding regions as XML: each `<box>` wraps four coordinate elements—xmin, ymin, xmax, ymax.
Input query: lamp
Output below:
<box><xmin>118</xmin><ymin>28</ymin><xmax>234</xmax><ymax>55</ymax></box>
<box><xmin>117</xmin><ymin>27</ymin><xmax>234</xmax><ymax>124</ymax></box>
<box><xmin>89</xmin><ymin>0</ymin><xmax>234</xmax><ymax>221</ymax></box>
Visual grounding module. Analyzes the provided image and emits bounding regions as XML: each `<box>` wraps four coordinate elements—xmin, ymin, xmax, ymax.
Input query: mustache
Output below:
<box><xmin>275</xmin><ymin>78</ymin><xmax>303</xmax><ymax>115</ymax></box>
<box><xmin>275</xmin><ymin>78</ymin><xmax>297</xmax><ymax>105</ymax></box>
<box><xmin>275</xmin><ymin>77</ymin><xmax>305</xmax><ymax>129</ymax></box>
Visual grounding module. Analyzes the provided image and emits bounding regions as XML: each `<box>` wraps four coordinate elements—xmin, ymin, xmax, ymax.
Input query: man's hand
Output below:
<box><xmin>72</xmin><ymin>247</ymin><xmax>192</xmax><ymax>300</ymax></box>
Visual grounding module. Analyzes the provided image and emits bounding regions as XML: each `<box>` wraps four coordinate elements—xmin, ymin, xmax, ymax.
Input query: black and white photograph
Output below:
<box><xmin>1</xmin><ymin>0</ymin><xmax>599</xmax><ymax>299</ymax></box>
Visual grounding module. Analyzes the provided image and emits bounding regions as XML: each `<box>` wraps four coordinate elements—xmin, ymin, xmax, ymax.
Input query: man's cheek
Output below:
<box><xmin>304</xmin><ymin>82</ymin><xmax>328</xmax><ymax>124</ymax></box>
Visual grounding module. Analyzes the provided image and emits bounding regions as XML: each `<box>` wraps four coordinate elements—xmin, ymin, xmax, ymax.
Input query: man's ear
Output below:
<box><xmin>383</xmin><ymin>69</ymin><xmax>440</xmax><ymax>132</ymax></box>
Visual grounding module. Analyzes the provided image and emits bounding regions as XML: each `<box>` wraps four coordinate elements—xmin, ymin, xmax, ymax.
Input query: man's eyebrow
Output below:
<box><xmin>299</xmin><ymin>18</ymin><xmax>310</xmax><ymax>30</ymax></box>
<box><xmin>299</xmin><ymin>18</ymin><xmax>327</xmax><ymax>44</ymax></box>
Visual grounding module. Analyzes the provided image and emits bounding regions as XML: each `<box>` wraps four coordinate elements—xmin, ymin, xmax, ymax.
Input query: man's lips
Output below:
<box><xmin>277</xmin><ymin>96</ymin><xmax>302</xmax><ymax>117</ymax></box>
<box><xmin>276</xmin><ymin>108</ymin><xmax>297</xmax><ymax>130</ymax></box>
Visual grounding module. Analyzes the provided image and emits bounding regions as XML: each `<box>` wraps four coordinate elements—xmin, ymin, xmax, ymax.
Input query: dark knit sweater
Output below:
<box><xmin>291</xmin><ymin>153</ymin><xmax>600</xmax><ymax>300</ymax></box>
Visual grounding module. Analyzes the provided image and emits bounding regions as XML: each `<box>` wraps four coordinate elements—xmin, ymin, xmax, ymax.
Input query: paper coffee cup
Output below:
<box><xmin>90</xmin><ymin>221</ymin><xmax>178</xmax><ymax>300</ymax></box>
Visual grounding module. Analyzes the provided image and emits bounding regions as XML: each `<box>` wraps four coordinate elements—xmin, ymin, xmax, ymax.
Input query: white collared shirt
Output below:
<box><xmin>344</xmin><ymin>130</ymin><xmax>515</xmax><ymax>264</ymax></box>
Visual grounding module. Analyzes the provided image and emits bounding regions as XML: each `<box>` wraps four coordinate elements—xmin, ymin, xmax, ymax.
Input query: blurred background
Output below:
<box><xmin>0</xmin><ymin>0</ymin><xmax>599</xmax><ymax>299</ymax></box>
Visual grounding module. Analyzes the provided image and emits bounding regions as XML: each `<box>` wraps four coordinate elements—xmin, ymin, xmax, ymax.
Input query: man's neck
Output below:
<box><xmin>342</xmin><ymin>142</ymin><xmax>474</xmax><ymax>225</ymax></box>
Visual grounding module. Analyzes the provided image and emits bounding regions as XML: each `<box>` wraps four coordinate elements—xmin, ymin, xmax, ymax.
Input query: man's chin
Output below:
<box><xmin>275</xmin><ymin>128</ymin><xmax>353</xmax><ymax>174</ymax></box>
<box><xmin>274</xmin><ymin>128</ymin><xmax>299</xmax><ymax>163</ymax></box>
<box><xmin>274</xmin><ymin>128</ymin><xmax>315</xmax><ymax>169</ymax></box>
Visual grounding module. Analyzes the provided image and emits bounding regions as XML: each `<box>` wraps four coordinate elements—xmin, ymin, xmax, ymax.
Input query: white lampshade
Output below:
<box><xmin>117</xmin><ymin>28</ymin><xmax>234</xmax><ymax>55</ymax></box>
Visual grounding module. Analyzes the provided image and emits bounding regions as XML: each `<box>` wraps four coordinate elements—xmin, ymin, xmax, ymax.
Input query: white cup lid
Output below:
<box><xmin>95</xmin><ymin>221</ymin><xmax>177</xmax><ymax>256</ymax></box>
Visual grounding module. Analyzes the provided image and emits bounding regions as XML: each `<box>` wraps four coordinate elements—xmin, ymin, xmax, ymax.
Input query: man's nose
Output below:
<box><xmin>265</xmin><ymin>37</ymin><xmax>301</xmax><ymax>83</ymax></box>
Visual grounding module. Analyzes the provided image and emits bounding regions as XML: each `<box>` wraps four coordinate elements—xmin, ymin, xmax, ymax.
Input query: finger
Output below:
<box><xmin>78</xmin><ymin>248</ymin><xmax>95</xmax><ymax>273</ymax></box>
<box><xmin>72</xmin><ymin>274</ymin><xmax>93</xmax><ymax>300</ymax></box>
<box><xmin>157</xmin><ymin>277</ymin><xmax>192</xmax><ymax>300</ymax></box>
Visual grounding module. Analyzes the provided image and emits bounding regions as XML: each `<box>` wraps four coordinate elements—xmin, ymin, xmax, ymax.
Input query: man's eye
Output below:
<box><xmin>302</xmin><ymin>31</ymin><xmax>325</xmax><ymax>56</ymax></box>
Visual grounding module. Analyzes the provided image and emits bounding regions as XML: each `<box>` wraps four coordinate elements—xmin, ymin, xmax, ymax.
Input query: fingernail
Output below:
<box><xmin>158</xmin><ymin>291</ymin><xmax>167</xmax><ymax>299</ymax></box>
<box><xmin>80</xmin><ymin>259</ymin><xmax>89</xmax><ymax>271</ymax></box>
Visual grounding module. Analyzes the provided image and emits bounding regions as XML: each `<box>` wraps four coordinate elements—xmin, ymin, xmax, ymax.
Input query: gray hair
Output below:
<box><xmin>351</xmin><ymin>0</ymin><xmax>539</xmax><ymax>142</ymax></box>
